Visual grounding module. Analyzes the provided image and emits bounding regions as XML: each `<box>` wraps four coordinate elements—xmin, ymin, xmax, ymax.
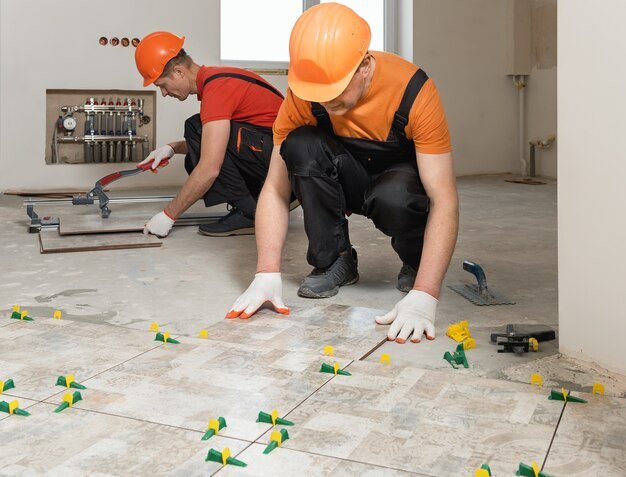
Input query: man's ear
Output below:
<box><xmin>172</xmin><ymin>64</ymin><xmax>185</xmax><ymax>78</ymax></box>
<box><xmin>359</xmin><ymin>55</ymin><xmax>372</xmax><ymax>77</ymax></box>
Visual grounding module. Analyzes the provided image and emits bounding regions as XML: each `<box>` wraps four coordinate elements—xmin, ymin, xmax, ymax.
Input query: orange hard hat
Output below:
<box><xmin>135</xmin><ymin>31</ymin><xmax>185</xmax><ymax>87</ymax></box>
<box><xmin>288</xmin><ymin>3</ymin><xmax>371</xmax><ymax>102</ymax></box>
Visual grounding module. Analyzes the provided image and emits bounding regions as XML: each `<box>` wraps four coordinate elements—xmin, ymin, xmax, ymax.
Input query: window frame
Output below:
<box><xmin>219</xmin><ymin>0</ymin><xmax>398</xmax><ymax>71</ymax></box>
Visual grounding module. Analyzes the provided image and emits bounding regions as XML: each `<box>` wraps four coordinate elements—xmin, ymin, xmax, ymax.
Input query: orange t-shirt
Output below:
<box><xmin>273</xmin><ymin>51</ymin><xmax>451</xmax><ymax>155</ymax></box>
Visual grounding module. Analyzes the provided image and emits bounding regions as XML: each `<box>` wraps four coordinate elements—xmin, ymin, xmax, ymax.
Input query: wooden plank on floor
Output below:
<box><xmin>39</xmin><ymin>230</ymin><xmax>161</xmax><ymax>253</ymax></box>
<box><xmin>59</xmin><ymin>212</ymin><xmax>222</xmax><ymax>235</ymax></box>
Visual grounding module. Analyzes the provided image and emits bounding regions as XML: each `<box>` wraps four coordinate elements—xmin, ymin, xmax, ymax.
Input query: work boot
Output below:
<box><xmin>298</xmin><ymin>248</ymin><xmax>359</xmax><ymax>298</ymax></box>
<box><xmin>198</xmin><ymin>206</ymin><xmax>255</xmax><ymax>237</ymax></box>
<box><xmin>397</xmin><ymin>263</ymin><xmax>418</xmax><ymax>292</ymax></box>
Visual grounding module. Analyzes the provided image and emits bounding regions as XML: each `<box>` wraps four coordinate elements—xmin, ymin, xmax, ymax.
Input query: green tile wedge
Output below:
<box><xmin>319</xmin><ymin>362</ymin><xmax>352</xmax><ymax>376</ymax></box>
<box><xmin>263</xmin><ymin>429</ymin><xmax>290</xmax><ymax>454</ymax></box>
<box><xmin>548</xmin><ymin>388</ymin><xmax>587</xmax><ymax>403</ymax></box>
<box><xmin>256</xmin><ymin>410</ymin><xmax>294</xmax><ymax>426</ymax></box>
<box><xmin>0</xmin><ymin>378</ymin><xmax>15</xmax><ymax>394</ymax></box>
<box><xmin>201</xmin><ymin>416</ymin><xmax>227</xmax><ymax>440</ymax></box>
<box><xmin>55</xmin><ymin>375</ymin><xmax>87</xmax><ymax>390</ymax></box>
<box><xmin>154</xmin><ymin>332</ymin><xmax>180</xmax><ymax>344</ymax></box>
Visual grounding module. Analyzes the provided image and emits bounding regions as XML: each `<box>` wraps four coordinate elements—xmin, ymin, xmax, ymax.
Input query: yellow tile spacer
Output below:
<box><xmin>198</xmin><ymin>329</ymin><xmax>208</xmax><ymax>339</ymax></box>
<box><xmin>333</xmin><ymin>362</ymin><xmax>340</xmax><ymax>375</ymax></box>
<box><xmin>380</xmin><ymin>353</ymin><xmax>391</xmax><ymax>365</ymax></box>
<box><xmin>163</xmin><ymin>332</ymin><xmax>170</xmax><ymax>342</ymax></box>
<box><xmin>53</xmin><ymin>310</ymin><xmax>62</xmax><ymax>319</ymax></box>
<box><xmin>63</xmin><ymin>393</ymin><xmax>74</xmax><ymax>407</ymax></box>
<box><xmin>463</xmin><ymin>338</ymin><xmax>476</xmax><ymax>350</ymax></box>
<box><xmin>0</xmin><ymin>381</ymin><xmax>4</xmax><ymax>394</ymax></box>
<box><xmin>9</xmin><ymin>400</ymin><xmax>19</xmax><ymax>415</ymax></box>
<box><xmin>529</xmin><ymin>337</ymin><xmax>539</xmax><ymax>352</ymax></box>
<box><xmin>530</xmin><ymin>373</ymin><xmax>543</xmax><ymax>387</ymax></box>
<box><xmin>149</xmin><ymin>322</ymin><xmax>159</xmax><ymax>332</ymax></box>
<box><xmin>561</xmin><ymin>388</ymin><xmax>568</xmax><ymax>401</ymax></box>
<box><xmin>20</xmin><ymin>311</ymin><xmax>28</xmax><ymax>320</ymax></box>
<box><xmin>270</xmin><ymin>429</ymin><xmax>282</xmax><ymax>446</ymax></box>
<box><xmin>446</xmin><ymin>320</ymin><xmax>471</xmax><ymax>342</ymax></box>
<box><xmin>270</xmin><ymin>409</ymin><xmax>278</xmax><ymax>426</ymax></box>
<box><xmin>475</xmin><ymin>469</ymin><xmax>490</xmax><ymax>477</ymax></box>
<box><xmin>12</xmin><ymin>305</ymin><xmax>20</xmax><ymax>313</ymax></box>
<box><xmin>323</xmin><ymin>345</ymin><xmax>334</xmax><ymax>356</ymax></box>
<box><xmin>65</xmin><ymin>375</ymin><xmax>75</xmax><ymax>388</ymax></box>
<box><xmin>208</xmin><ymin>418</ymin><xmax>220</xmax><ymax>434</ymax></box>
<box><xmin>531</xmin><ymin>461</ymin><xmax>540</xmax><ymax>477</ymax></box>
<box><xmin>592</xmin><ymin>382</ymin><xmax>605</xmax><ymax>396</ymax></box>
<box><xmin>221</xmin><ymin>447</ymin><xmax>231</xmax><ymax>466</ymax></box>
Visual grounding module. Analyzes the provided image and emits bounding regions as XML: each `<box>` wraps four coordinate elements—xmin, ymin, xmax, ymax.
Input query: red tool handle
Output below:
<box><xmin>97</xmin><ymin>159</ymin><xmax>170</xmax><ymax>188</ymax></box>
<box><xmin>98</xmin><ymin>171</ymin><xmax>124</xmax><ymax>188</ymax></box>
<box><xmin>137</xmin><ymin>158</ymin><xmax>170</xmax><ymax>172</ymax></box>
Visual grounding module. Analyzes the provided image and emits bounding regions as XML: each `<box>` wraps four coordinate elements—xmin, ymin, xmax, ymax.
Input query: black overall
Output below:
<box><xmin>280</xmin><ymin>69</ymin><xmax>431</xmax><ymax>269</ymax></box>
<box><xmin>184</xmin><ymin>73</ymin><xmax>284</xmax><ymax>218</ymax></box>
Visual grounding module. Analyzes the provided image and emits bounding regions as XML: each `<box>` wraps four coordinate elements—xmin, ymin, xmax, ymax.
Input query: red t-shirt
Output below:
<box><xmin>196</xmin><ymin>66</ymin><xmax>283</xmax><ymax>127</ymax></box>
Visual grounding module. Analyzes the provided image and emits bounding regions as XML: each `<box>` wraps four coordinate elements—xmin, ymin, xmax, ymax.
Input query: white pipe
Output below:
<box><xmin>513</xmin><ymin>75</ymin><xmax>528</xmax><ymax>177</ymax></box>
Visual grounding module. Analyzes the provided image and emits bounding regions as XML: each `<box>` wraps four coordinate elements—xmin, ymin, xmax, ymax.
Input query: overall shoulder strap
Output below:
<box><xmin>310</xmin><ymin>102</ymin><xmax>333</xmax><ymax>131</ymax></box>
<box><xmin>390</xmin><ymin>69</ymin><xmax>429</xmax><ymax>136</ymax></box>
<box><xmin>203</xmin><ymin>72</ymin><xmax>284</xmax><ymax>99</ymax></box>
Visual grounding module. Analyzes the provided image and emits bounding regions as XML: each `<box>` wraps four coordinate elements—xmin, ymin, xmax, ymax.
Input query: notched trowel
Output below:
<box><xmin>448</xmin><ymin>260</ymin><xmax>515</xmax><ymax>306</ymax></box>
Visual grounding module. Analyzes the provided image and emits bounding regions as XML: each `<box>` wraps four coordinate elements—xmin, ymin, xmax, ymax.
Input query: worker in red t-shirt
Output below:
<box><xmin>134</xmin><ymin>31</ymin><xmax>290</xmax><ymax>237</ymax></box>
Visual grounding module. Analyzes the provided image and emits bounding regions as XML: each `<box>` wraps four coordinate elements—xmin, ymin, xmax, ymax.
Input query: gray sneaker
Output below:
<box><xmin>397</xmin><ymin>263</ymin><xmax>418</xmax><ymax>292</ymax></box>
<box><xmin>298</xmin><ymin>248</ymin><xmax>359</xmax><ymax>298</ymax></box>
<box><xmin>198</xmin><ymin>207</ymin><xmax>255</xmax><ymax>237</ymax></box>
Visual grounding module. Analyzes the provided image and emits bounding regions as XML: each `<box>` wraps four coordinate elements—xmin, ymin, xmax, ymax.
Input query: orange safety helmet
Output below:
<box><xmin>135</xmin><ymin>31</ymin><xmax>185</xmax><ymax>87</ymax></box>
<box><xmin>288</xmin><ymin>3</ymin><xmax>371</xmax><ymax>103</ymax></box>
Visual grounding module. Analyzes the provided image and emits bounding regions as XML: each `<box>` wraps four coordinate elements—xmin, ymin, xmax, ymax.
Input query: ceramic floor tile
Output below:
<box><xmin>0</xmin><ymin>401</ymin><xmax>248</xmax><ymax>476</ymax></box>
<box><xmin>213</xmin><ymin>443</ymin><xmax>429</xmax><ymax>477</ymax></box>
<box><xmin>543</xmin><ymin>392</ymin><xmax>626</xmax><ymax>476</ymax></box>
<box><xmin>269</xmin><ymin>361</ymin><xmax>562</xmax><ymax>476</ymax></box>
<box><xmin>206</xmin><ymin>305</ymin><xmax>386</xmax><ymax>359</ymax></box>
<box><xmin>0</xmin><ymin>319</ymin><xmax>161</xmax><ymax>401</ymax></box>
<box><xmin>46</xmin><ymin>338</ymin><xmax>352</xmax><ymax>441</ymax></box>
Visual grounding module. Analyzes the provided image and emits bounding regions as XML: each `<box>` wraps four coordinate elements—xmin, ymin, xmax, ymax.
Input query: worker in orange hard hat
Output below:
<box><xmin>134</xmin><ymin>31</ymin><xmax>295</xmax><ymax>238</ymax></box>
<box><xmin>228</xmin><ymin>3</ymin><xmax>459</xmax><ymax>346</ymax></box>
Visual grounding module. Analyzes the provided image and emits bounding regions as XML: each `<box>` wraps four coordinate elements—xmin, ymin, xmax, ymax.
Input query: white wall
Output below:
<box><xmin>558</xmin><ymin>0</ymin><xmax>626</xmax><ymax>374</ymax></box>
<box><xmin>411</xmin><ymin>0</ymin><xmax>557</xmax><ymax>177</ymax></box>
<box><xmin>1</xmin><ymin>0</ymin><xmax>557</xmax><ymax>190</ymax></box>
<box><xmin>0</xmin><ymin>0</ymin><xmax>223</xmax><ymax>191</ymax></box>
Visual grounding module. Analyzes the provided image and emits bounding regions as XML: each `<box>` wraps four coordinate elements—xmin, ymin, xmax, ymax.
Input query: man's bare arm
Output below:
<box><xmin>413</xmin><ymin>152</ymin><xmax>459</xmax><ymax>299</ymax></box>
<box><xmin>255</xmin><ymin>145</ymin><xmax>293</xmax><ymax>273</ymax></box>
<box><xmin>164</xmin><ymin>120</ymin><xmax>230</xmax><ymax>219</ymax></box>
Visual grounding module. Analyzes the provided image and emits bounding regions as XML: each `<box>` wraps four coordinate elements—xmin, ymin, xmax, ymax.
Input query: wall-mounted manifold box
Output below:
<box><xmin>45</xmin><ymin>89</ymin><xmax>156</xmax><ymax>164</ymax></box>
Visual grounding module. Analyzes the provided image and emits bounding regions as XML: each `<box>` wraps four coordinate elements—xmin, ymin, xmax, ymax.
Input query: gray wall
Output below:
<box><xmin>412</xmin><ymin>0</ymin><xmax>557</xmax><ymax>177</ymax></box>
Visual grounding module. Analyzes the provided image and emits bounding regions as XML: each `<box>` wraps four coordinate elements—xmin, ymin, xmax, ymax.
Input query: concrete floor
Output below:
<box><xmin>1</xmin><ymin>175</ymin><xmax>625</xmax><ymax>475</ymax></box>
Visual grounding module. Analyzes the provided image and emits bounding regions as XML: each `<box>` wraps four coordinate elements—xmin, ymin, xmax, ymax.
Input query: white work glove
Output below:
<box><xmin>375</xmin><ymin>290</ymin><xmax>437</xmax><ymax>343</ymax></box>
<box><xmin>226</xmin><ymin>272</ymin><xmax>289</xmax><ymax>319</ymax></box>
<box><xmin>139</xmin><ymin>145</ymin><xmax>175</xmax><ymax>169</ymax></box>
<box><xmin>143</xmin><ymin>210</ymin><xmax>175</xmax><ymax>237</ymax></box>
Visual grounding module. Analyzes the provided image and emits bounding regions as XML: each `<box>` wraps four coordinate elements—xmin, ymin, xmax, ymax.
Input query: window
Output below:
<box><xmin>220</xmin><ymin>0</ymin><xmax>303</xmax><ymax>65</ymax></box>
<box><xmin>320</xmin><ymin>0</ymin><xmax>385</xmax><ymax>52</ymax></box>
<box><xmin>220</xmin><ymin>0</ymin><xmax>395</xmax><ymax>67</ymax></box>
